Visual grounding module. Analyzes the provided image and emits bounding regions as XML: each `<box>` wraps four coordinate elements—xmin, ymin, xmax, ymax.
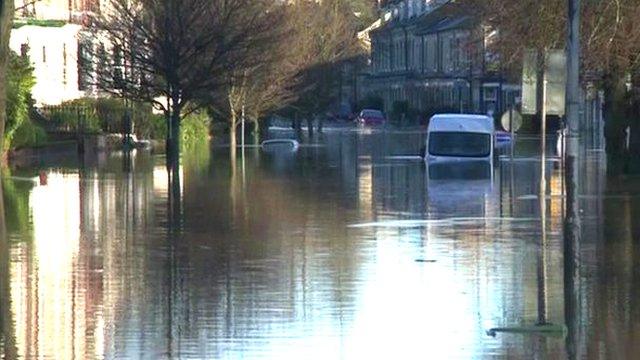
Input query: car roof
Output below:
<box><xmin>428</xmin><ymin>114</ymin><xmax>494</xmax><ymax>134</ymax></box>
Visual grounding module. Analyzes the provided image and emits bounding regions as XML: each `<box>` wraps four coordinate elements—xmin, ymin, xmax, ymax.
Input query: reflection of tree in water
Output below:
<box><xmin>579</xmin><ymin>180</ymin><xmax>640</xmax><ymax>358</ymax></box>
<box><xmin>0</xmin><ymin>170</ymin><xmax>39</xmax><ymax>358</ymax></box>
<box><xmin>170</xmin><ymin>145</ymin><xmax>368</xmax><ymax>355</ymax></box>
<box><xmin>0</xmin><ymin>178</ymin><xmax>18</xmax><ymax>360</ymax></box>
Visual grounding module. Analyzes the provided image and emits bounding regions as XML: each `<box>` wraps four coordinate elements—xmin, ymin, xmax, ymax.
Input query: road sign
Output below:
<box><xmin>522</xmin><ymin>50</ymin><xmax>538</xmax><ymax>115</ymax></box>
<box><xmin>501</xmin><ymin>109</ymin><xmax>523</xmax><ymax>132</ymax></box>
<box><xmin>521</xmin><ymin>49</ymin><xmax>567</xmax><ymax>116</ymax></box>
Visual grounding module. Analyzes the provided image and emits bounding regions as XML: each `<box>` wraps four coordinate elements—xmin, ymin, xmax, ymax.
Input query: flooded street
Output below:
<box><xmin>1</xmin><ymin>128</ymin><xmax>638</xmax><ymax>359</ymax></box>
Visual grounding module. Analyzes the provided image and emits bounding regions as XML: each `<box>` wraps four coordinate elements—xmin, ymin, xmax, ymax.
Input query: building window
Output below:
<box><xmin>63</xmin><ymin>44</ymin><xmax>67</xmax><ymax>86</ymax></box>
<box><xmin>78</xmin><ymin>42</ymin><xmax>91</xmax><ymax>91</ymax></box>
<box><xmin>452</xmin><ymin>37</ymin><xmax>460</xmax><ymax>71</ymax></box>
<box><xmin>97</xmin><ymin>44</ymin><xmax>108</xmax><ymax>89</ymax></box>
<box><xmin>484</xmin><ymin>87</ymin><xmax>498</xmax><ymax>102</ymax></box>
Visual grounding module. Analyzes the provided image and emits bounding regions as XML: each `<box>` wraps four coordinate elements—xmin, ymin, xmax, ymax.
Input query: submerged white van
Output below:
<box><xmin>425</xmin><ymin>114</ymin><xmax>495</xmax><ymax>163</ymax></box>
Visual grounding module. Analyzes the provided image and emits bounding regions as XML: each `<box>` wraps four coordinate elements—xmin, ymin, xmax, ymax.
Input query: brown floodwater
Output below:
<box><xmin>0</xmin><ymin>128</ymin><xmax>638</xmax><ymax>359</ymax></box>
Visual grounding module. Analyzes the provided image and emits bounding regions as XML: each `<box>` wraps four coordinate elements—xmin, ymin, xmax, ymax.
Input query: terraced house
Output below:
<box><xmin>364</xmin><ymin>0</ymin><xmax>520</xmax><ymax>118</ymax></box>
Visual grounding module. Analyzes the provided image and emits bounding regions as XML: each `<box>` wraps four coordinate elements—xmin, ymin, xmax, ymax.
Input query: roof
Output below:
<box><xmin>418</xmin><ymin>16</ymin><xmax>474</xmax><ymax>35</ymax></box>
<box><xmin>428</xmin><ymin>114</ymin><xmax>495</xmax><ymax>134</ymax></box>
<box><xmin>372</xmin><ymin>1</ymin><xmax>475</xmax><ymax>36</ymax></box>
<box><xmin>414</xmin><ymin>2</ymin><xmax>475</xmax><ymax>35</ymax></box>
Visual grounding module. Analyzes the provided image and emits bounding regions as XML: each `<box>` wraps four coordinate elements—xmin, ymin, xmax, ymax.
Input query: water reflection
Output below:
<box><xmin>0</xmin><ymin>130</ymin><xmax>639</xmax><ymax>358</ymax></box>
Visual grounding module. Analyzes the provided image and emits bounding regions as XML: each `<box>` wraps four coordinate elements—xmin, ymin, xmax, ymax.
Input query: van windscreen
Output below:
<box><xmin>428</xmin><ymin>132</ymin><xmax>491</xmax><ymax>157</ymax></box>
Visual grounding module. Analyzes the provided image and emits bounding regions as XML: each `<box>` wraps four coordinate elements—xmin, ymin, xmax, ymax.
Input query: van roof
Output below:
<box><xmin>428</xmin><ymin>114</ymin><xmax>494</xmax><ymax>134</ymax></box>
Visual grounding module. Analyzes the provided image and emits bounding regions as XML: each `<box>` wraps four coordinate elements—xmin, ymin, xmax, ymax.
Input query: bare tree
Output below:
<box><xmin>460</xmin><ymin>0</ymin><xmax>640</xmax><ymax>138</ymax></box>
<box><xmin>288</xmin><ymin>0</ymin><xmax>362</xmax><ymax>130</ymax></box>
<box><xmin>0</xmin><ymin>0</ymin><xmax>15</xmax><ymax>154</ymax></box>
<box><xmin>207</xmin><ymin>4</ymin><xmax>303</xmax><ymax>152</ymax></box>
<box><xmin>209</xmin><ymin>0</ymin><xmax>363</xmax><ymax>149</ymax></box>
<box><xmin>462</xmin><ymin>0</ymin><xmax>640</xmax><ymax>80</ymax></box>
<box><xmin>91</xmin><ymin>0</ymin><xmax>281</xmax><ymax>161</ymax></box>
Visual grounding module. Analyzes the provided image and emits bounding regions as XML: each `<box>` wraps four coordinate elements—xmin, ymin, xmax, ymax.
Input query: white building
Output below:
<box><xmin>10</xmin><ymin>24</ymin><xmax>85</xmax><ymax>106</ymax></box>
<box><xmin>11</xmin><ymin>0</ymin><xmax>107</xmax><ymax>106</ymax></box>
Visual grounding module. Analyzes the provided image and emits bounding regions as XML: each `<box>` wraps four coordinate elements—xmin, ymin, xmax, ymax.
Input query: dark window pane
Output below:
<box><xmin>428</xmin><ymin>132</ymin><xmax>491</xmax><ymax>157</ymax></box>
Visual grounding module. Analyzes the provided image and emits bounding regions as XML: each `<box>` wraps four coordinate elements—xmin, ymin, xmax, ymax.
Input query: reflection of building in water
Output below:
<box><xmin>8</xmin><ymin>155</ymin><xmax>159</xmax><ymax>359</ymax></box>
<box><xmin>10</xmin><ymin>173</ymin><xmax>82</xmax><ymax>359</ymax></box>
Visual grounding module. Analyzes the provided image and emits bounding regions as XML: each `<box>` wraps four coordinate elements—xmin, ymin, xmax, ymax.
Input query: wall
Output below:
<box><xmin>10</xmin><ymin>24</ymin><xmax>84</xmax><ymax>106</ymax></box>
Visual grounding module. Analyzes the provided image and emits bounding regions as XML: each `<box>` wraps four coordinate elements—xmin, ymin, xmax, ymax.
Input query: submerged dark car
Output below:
<box><xmin>356</xmin><ymin>109</ymin><xmax>386</xmax><ymax>126</ymax></box>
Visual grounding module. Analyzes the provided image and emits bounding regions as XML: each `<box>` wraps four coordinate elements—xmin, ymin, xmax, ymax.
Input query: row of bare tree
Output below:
<box><xmin>461</xmin><ymin>0</ymin><xmax>640</xmax><ymax>118</ymax></box>
<box><xmin>89</xmin><ymin>0</ymin><xmax>367</xmax><ymax>160</ymax></box>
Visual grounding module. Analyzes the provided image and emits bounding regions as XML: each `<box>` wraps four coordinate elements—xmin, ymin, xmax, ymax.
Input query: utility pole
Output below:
<box><xmin>566</xmin><ymin>0</ymin><xmax>580</xmax><ymax>135</ymax></box>
<box><xmin>564</xmin><ymin>0</ymin><xmax>581</xmax><ymax>359</ymax></box>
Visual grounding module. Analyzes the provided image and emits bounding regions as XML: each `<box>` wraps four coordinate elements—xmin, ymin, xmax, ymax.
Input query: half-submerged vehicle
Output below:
<box><xmin>261</xmin><ymin>139</ymin><xmax>300</xmax><ymax>153</ymax></box>
<box><xmin>424</xmin><ymin>114</ymin><xmax>495</xmax><ymax>164</ymax></box>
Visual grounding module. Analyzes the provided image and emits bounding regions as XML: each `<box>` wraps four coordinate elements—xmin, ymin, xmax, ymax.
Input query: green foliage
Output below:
<box><xmin>136</xmin><ymin>113</ymin><xmax>166</xmax><ymax>140</ymax></box>
<box><xmin>95</xmin><ymin>98</ymin><xmax>127</xmax><ymax>132</ymax></box>
<box><xmin>2</xmin><ymin>173</ymin><xmax>34</xmax><ymax>237</ymax></box>
<box><xmin>48</xmin><ymin>97</ymin><xmax>168</xmax><ymax>138</ymax></box>
<box><xmin>11</xmin><ymin>119</ymin><xmax>48</xmax><ymax>149</ymax></box>
<box><xmin>5</xmin><ymin>51</ymin><xmax>37</xmax><ymax>150</ymax></box>
<box><xmin>46</xmin><ymin>98</ymin><xmax>101</xmax><ymax>133</ymax></box>
<box><xmin>182</xmin><ymin>133</ymin><xmax>211</xmax><ymax>175</ymax></box>
<box><xmin>12</xmin><ymin>19</ymin><xmax>67</xmax><ymax>29</ymax></box>
<box><xmin>181</xmin><ymin>112</ymin><xmax>211</xmax><ymax>144</ymax></box>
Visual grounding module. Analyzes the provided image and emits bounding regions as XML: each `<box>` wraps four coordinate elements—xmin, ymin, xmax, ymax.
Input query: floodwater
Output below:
<box><xmin>0</xmin><ymin>127</ymin><xmax>638</xmax><ymax>359</ymax></box>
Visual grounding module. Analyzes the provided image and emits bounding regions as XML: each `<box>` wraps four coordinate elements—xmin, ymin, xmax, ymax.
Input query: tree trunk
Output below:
<box><xmin>628</xmin><ymin>91</ymin><xmax>640</xmax><ymax>154</ymax></box>
<box><xmin>602</xmin><ymin>73</ymin><xmax>627</xmax><ymax>154</ymax></box>
<box><xmin>294</xmin><ymin>113</ymin><xmax>302</xmax><ymax>137</ymax></box>
<box><xmin>229</xmin><ymin>114</ymin><xmax>237</xmax><ymax>160</ymax></box>
<box><xmin>252</xmin><ymin>120</ymin><xmax>260</xmax><ymax>144</ymax></box>
<box><xmin>0</xmin><ymin>0</ymin><xmax>15</xmax><ymax>155</ymax></box>
<box><xmin>307</xmin><ymin>117</ymin><xmax>314</xmax><ymax>137</ymax></box>
<box><xmin>167</xmin><ymin>159</ymin><xmax>182</xmax><ymax>228</ymax></box>
<box><xmin>167</xmin><ymin>109</ymin><xmax>181</xmax><ymax>165</ymax></box>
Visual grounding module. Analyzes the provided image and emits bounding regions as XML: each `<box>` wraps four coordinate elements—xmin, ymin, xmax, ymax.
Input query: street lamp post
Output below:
<box><xmin>564</xmin><ymin>0</ymin><xmax>582</xmax><ymax>358</ymax></box>
<box><xmin>566</xmin><ymin>0</ymin><xmax>581</xmax><ymax>136</ymax></box>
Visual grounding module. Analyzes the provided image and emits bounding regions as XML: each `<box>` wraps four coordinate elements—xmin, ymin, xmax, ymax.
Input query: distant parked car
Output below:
<box><xmin>356</xmin><ymin>109</ymin><xmax>386</xmax><ymax>126</ymax></box>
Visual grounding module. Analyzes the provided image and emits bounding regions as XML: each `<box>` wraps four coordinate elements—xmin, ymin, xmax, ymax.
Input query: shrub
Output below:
<box><xmin>181</xmin><ymin>112</ymin><xmax>211</xmax><ymax>144</ymax></box>
<box><xmin>136</xmin><ymin>113</ymin><xmax>166</xmax><ymax>140</ymax></box>
<box><xmin>47</xmin><ymin>98</ymin><xmax>101</xmax><ymax>133</ymax></box>
<box><xmin>5</xmin><ymin>51</ymin><xmax>36</xmax><ymax>150</ymax></box>
<box><xmin>10</xmin><ymin>120</ymin><xmax>48</xmax><ymax>149</ymax></box>
<box><xmin>95</xmin><ymin>98</ymin><xmax>126</xmax><ymax>133</ymax></box>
